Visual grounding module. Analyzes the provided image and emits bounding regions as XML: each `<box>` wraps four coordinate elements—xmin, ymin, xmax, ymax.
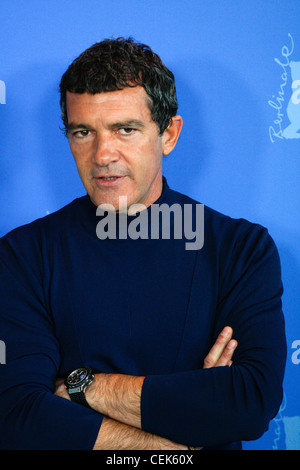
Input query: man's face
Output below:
<box><xmin>66</xmin><ymin>86</ymin><xmax>179</xmax><ymax>212</ymax></box>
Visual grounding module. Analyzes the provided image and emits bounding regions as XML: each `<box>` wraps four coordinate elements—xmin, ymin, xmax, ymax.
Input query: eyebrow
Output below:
<box><xmin>66</xmin><ymin>122</ymin><xmax>93</xmax><ymax>133</ymax></box>
<box><xmin>108</xmin><ymin>120</ymin><xmax>145</xmax><ymax>130</ymax></box>
<box><xmin>66</xmin><ymin>119</ymin><xmax>145</xmax><ymax>133</ymax></box>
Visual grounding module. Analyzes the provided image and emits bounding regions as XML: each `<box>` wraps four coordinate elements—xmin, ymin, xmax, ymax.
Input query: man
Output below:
<box><xmin>0</xmin><ymin>38</ymin><xmax>286</xmax><ymax>450</ymax></box>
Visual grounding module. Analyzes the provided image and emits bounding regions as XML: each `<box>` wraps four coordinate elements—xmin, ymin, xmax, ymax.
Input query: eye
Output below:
<box><xmin>118</xmin><ymin>128</ymin><xmax>136</xmax><ymax>136</ymax></box>
<box><xmin>72</xmin><ymin>129</ymin><xmax>91</xmax><ymax>138</ymax></box>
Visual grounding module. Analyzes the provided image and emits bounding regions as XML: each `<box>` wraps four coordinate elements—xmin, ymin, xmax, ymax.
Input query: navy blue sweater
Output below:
<box><xmin>0</xmin><ymin>179</ymin><xmax>286</xmax><ymax>449</ymax></box>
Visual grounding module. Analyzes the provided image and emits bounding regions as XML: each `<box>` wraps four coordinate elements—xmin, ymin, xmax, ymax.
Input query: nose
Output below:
<box><xmin>92</xmin><ymin>133</ymin><xmax>120</xmax><ymax>166</ymax></box>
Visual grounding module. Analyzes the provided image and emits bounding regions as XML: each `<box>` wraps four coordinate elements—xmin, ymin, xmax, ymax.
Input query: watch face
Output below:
<box><xmin>66</xmin><ymin>368</ymin><xmax>88</xmax><ymax>387</ymax></box>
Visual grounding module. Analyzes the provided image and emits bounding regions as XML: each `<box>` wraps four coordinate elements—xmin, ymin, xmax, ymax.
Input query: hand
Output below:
<box><xmin>203</xmin><ymin>326</ymin><xmax>237</xmax><ymax>369</ymax></box>
<box><xmin>55</xmin><ymin>377</ymin><xmax>70</xmax><ymax>400</ymax></box>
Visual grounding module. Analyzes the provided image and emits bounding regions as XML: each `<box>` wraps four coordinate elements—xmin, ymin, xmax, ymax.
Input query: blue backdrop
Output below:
<box><xmin>1</xmin><ymin>0</ymin><xmax>299</xmax><ymax>450</ymax></box>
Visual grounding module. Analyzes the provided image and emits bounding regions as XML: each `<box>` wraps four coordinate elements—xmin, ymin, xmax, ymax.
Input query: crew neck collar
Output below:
<box><xmin>79</xmin><ymin>176</ymin><xmax>170</xmax><ymax>233</ymax></box>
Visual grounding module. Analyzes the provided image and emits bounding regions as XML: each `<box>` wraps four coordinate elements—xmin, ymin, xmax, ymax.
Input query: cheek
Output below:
<box><xmin>70</xmin><ymin>145</ymin><xmax>91</xmax><ymax>171</ymax></box>
<box><xmin>131</xmin><ymin>152</ymin><xmax>160</xmax><ymax>184</ymax></box>
<box><xmin>136</xmin><ymin>137</ymin><xmax>162</xmax><ymax>167</ymax></box>
<box><xmin>72</xmin><ymin>154</ymin><xmax>85</xmax><ymax>173</ymax></box>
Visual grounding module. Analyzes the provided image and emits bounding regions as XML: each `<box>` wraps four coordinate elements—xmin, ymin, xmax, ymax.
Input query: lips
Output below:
<box><xmin>94</xmin><ymin>175</ymin><xmax>126</xmax><ymax>186</ymax></box>
<box><xmin>98</xmin><ymin>176</ymin><xmax>119</xmax><ymax>180</ymax></box>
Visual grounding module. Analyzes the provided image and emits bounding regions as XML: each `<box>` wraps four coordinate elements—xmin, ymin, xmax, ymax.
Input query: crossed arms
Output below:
<box><xmin>0</xmin><ymin>217</ymin><xmax>287</xmax><ymax>450</ymax></box>
<box><xmin>55</xmin><ymin>326</ymin><xmax>237</xmax><ymax>450</ymax></box>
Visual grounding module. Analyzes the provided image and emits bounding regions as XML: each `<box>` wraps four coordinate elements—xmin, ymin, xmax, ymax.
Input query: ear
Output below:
<box><xmin>161</xmin><ymin>115</ymin><xmax>183</xmax><ymax>155</ymax></box>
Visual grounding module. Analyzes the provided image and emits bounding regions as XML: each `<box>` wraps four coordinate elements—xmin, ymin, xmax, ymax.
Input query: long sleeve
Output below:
<box><xmin>0</xmin><ymin>187</ymin><xmax>287</xmax><ymax>450</ymax></box>
<box><xmin>0</xmin><ymin>231</ymin><xmax>102</xmax><ymax>450</ymax></box>
<box><xmin>140</xmin><ymin>224</ymin><xmax>287</xmax><ymax>448</ymax></box>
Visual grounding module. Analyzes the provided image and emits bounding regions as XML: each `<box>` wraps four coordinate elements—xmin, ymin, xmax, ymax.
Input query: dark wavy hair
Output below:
<box><xmin>59</xmin><ymin>37</ymin><xmax>178</xmax><ymax>136</ymax></box>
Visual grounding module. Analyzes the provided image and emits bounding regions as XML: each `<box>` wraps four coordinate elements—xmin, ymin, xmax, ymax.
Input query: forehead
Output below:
<box><xmin>66</xmin><ymin>86</ymin><xmax>153</xmax><ymax>123</ymax></box>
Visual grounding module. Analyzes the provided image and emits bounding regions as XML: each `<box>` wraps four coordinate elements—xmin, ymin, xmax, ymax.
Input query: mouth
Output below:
<box><xmin>99</xmin><ymin>176</ymin><xmax>119</xmax><ymax>181</ymax></box>
<box><xmin>95</xmin><ymin>175</ymin><xmax>125</xmax><ymax>186</ymax></box>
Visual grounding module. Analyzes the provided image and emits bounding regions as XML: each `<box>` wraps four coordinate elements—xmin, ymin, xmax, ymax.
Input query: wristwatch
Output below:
<box><xmin>64</xmin><ymin>367</ymin><xmax>94</xmax><ymax>408</ymax></box>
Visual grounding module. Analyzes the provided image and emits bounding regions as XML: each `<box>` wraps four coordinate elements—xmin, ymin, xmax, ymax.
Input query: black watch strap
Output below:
<box><xmin>70</xmin><ymin>390</ymin><xmax>90</xmax><ymax>408</ymax></box>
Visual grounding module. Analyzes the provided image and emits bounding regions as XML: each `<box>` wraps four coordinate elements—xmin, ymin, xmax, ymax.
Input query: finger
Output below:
<box><xmin>203</xmin><ymin>326</ymin><xmax>233</xmax><ymax>369</ymax></box>
<box><xmin>213</xmin><ymin>339</ymin><xmax>238</xmax><ymax>367</ymax></box>
<box><xmin>55</xmin><ymin>377</ymin><xmax>64</xmax><ymax>391</ymax></box>
<box><xmin>54</xmin><ymin>381</ymin><xmax>70</xmax><ymax>399</ymax></box>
